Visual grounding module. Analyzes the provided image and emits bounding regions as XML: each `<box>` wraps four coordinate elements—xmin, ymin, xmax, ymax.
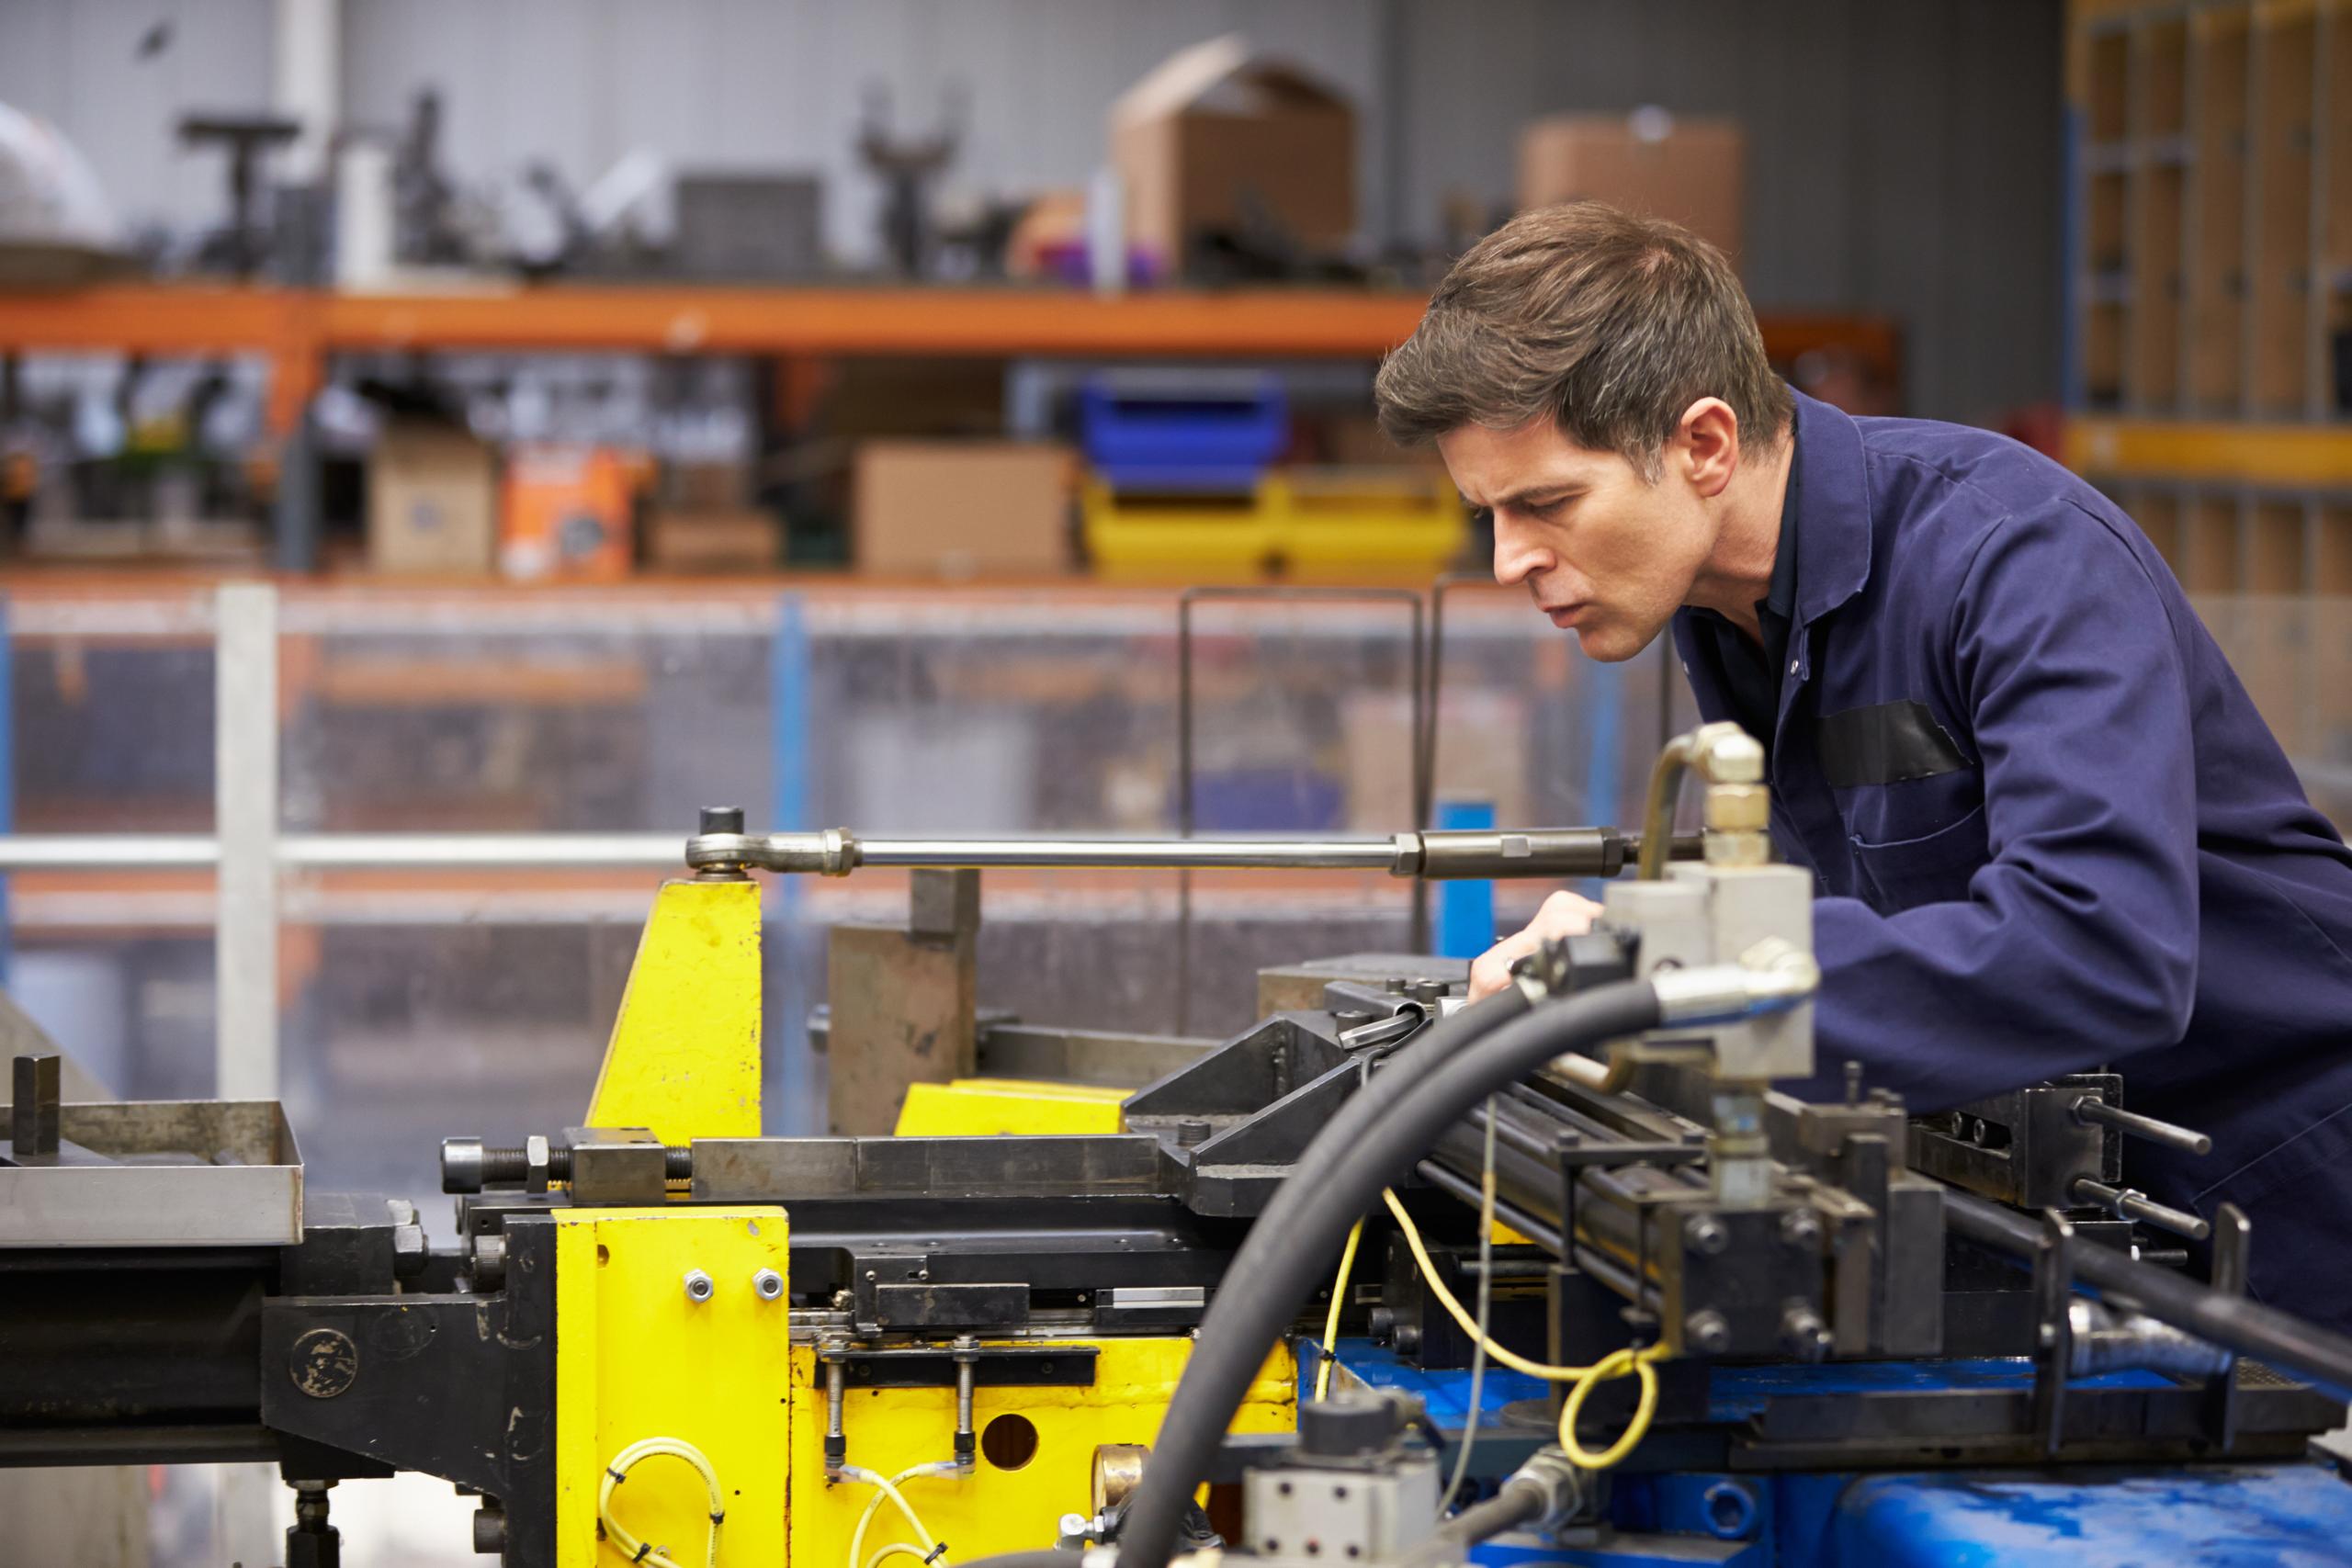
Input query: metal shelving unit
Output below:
<box><xmin>2067</xmin><ymin>0</ymin><xmax>2352</xmax><ymax>591</ymax></box>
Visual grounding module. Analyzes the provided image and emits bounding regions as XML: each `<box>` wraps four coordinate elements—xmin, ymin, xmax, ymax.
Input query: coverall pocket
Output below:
<box><xmin>1849</xmin><ymin>805</ymin><xmax>1989</xmax><ymax>913</ymax></box>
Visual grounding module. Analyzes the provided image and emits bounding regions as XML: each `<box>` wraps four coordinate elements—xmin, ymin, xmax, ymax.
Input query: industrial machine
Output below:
<box><xmin>6</xmin><ymin>723</ymin><xmax>2352</xmax><ymax>1568</ymax></box>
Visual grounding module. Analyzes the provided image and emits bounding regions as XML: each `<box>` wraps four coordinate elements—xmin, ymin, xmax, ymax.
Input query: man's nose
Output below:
<box><xmin>1492</xmin><ymin>516</ymin><xmax>1551</xmax><ymax>588</ymax></box>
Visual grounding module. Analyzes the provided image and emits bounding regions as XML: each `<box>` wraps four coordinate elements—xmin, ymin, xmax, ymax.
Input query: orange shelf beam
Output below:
<box><xmin>0</xmin><ymin>285</ymin><xmax>1901</xmax><ymax>435</ymax></box>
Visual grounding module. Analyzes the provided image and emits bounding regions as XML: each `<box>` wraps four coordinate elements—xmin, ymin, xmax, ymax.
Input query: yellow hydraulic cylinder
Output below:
<box><xmin>586</xmin><ymin>877</ymin><xmax>763</xmax><ymax>1143</ymax></box>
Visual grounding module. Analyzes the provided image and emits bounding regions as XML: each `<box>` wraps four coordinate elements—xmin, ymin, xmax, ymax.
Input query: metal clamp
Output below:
<box><xmin>2029</xmin><ymin>1209</ymin><xmax>2075</xmax><ymax>1455</ymax></box>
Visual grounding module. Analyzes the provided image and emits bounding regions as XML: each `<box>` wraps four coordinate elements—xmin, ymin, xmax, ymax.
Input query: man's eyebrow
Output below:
<box><xmin>1490</xmin><ymin>483</ymin><xmax>1583</xmax><ymax>510</ymax></box>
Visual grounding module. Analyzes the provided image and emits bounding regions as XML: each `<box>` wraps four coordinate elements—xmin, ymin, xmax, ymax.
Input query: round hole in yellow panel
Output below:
<box><xmin>981</xmin><ymin>1413</ymin><xmax>1039</xmax><ymax>1472</ymax></box>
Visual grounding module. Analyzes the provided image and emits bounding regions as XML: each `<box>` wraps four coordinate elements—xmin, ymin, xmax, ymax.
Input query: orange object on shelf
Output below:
<box><xmin>499</xmin><ymin>446</ymin><xmax>636</xmax><ymax>581</ymax></box>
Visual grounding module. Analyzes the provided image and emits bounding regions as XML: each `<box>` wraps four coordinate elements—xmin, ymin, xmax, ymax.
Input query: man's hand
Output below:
<box><xmin>1467</xmin><ymin>890</ymin><xmax>1606</xmax><ymax>1000</ymax></box>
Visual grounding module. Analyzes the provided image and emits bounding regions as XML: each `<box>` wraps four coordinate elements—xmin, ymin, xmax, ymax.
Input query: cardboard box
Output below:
<box><xmin>500</xmin><ymin>446</ymin><xmax>635</xmax><ymax>581</ymax></box>
<box><xmin>368</xmin><ymin>420</ymin><xmax>497</xmax><ymax>576</ymax></box>
<box><xmin>1111</xmin><ymin>34</ymin><xmax>1355</xmax><ymax>272</ymax></box>
<box><xmin>646</xmin><ymin>506</ymin><xmax>782</xmax><ymax>572</ymax></box>
<box><xmin>854</xmin><ymin>442</ymin><xmax>1072</xmax><ymax>578</ymax></box>
<box><xmin>1517</xmin><ymin>112</ymin><xmax>1745</xmax><ymax>265</ymax></box>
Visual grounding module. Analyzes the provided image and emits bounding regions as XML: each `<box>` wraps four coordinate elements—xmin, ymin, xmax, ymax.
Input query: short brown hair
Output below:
<box><xmin>1374</xmin><ymin>202</ymin><xmax>1792</xmax><ymax>477</ymax></box>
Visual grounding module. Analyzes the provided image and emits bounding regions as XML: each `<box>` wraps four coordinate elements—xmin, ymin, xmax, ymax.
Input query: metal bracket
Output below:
<box><xmin>812</xmin><ymin>1345</ymin><xmax>1099</xmax><ymax>1390</ymax></box>
<box><xmin>2029</xmin><ymin>1208</ymin><xmax>2076</xmax><ymax>1455</ymax></box>
<box><xmin>2201</xmin><ymin>1201</ymin><xmax>2252</xmax><ymax>1450</ymax></box>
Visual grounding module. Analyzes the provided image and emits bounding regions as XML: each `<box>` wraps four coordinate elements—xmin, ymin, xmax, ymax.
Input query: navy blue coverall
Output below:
<box><xmin>1672</xmin><ymin>390</ymin><xmax>2352</xmax><ymax>1329</ymax></box>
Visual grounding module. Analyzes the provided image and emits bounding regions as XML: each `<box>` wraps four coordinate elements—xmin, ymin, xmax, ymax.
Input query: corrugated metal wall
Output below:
<box><xmin>0</xmin><ymin>0</ymin><xmax>2063</xmax><ymax>421</ymax></box>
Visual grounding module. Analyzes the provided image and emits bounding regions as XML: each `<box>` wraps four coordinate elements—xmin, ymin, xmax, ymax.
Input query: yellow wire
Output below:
<box><xmin>1379</xmin><ymin>1187</ymin><xmax>1672</xmax><ymax>1470</ymax></box>
<box><xmin>865</xmin><ymin>1546</ymin><xmax>934</xmax><ymax>1568</ymax></box>
<box><xmin>1555</xmin><ymin>1346</ymin><xmax>1667</xmax><ymax>1470</ymax></box>
<box><xmin>598</xmin><ymin>1437</ymin><xmax>724</xmax><ymax>1568</ymax></box>
<box><xmin>1314</xmin><ymin>1218</ymin><xmax>1367</xmax><ymax>1401</ymax></box>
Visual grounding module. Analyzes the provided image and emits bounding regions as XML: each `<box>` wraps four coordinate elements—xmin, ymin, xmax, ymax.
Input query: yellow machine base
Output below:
<box><xmin>555</xmin><ymin>1206</ymin><xmax>792</xmax><ymax>1567</ymax></box>
<box><xmin>786</xmin><ymin>1338</ymin><xmax>1295</xmax><ymax>1567</ymax></box>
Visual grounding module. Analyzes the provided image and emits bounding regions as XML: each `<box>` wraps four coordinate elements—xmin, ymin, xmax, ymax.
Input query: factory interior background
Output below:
<box><xmin>0</xmin><ymin>0</ymin><xmax>2347</xmax><ymax>1562</ymax></box>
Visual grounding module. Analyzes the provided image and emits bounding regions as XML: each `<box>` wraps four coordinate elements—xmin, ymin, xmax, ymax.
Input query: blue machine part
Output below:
<box><xmin>1079</xmin><ymin>369</ymin><xmax>1288</xmax><ymax>492</ymax></box>
<box><xmin>1436</xmin><ymin>799</ymin><xmax>1498</xmax><ymax>959</ymax></box>
<box><xmin>1331</xmin><ymin>1338</ymin><xmax>2352</xmax><ymax>1565</ymax></box>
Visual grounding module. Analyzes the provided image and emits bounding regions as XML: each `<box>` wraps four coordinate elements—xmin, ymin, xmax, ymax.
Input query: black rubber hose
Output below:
<box><xmin>1117</xmin><ymin>980</ymin><xmax>1664</xmax><ymax>1568</ymax></box>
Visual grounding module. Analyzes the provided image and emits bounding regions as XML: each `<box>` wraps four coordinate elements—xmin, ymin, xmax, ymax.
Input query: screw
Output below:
<box><xmin>1780</xmin><ymin>1305</ymin><xmax>1831</xmax><ymax>1361</ymax></box>
<box><xmin>752</xmin><ymin>1268</ymin><xmax>784</xmax><ymax>1301</ymax></box>
<box><xmin>1781</xmin><ymin>1209</ymin><xmax>1822</xmax><ymax>1248</ymax></box>
<box><xmin>1176</xmin><ymin>1120</ymin><xmax>1212</xmax><ymax>1147</ymax></box>
<box><xmin>1685</xmin><ymin>1213</ymin><xmax>1730</xmax><ymax>1256</ymax></box>
<box><xmin>1684</xmin><ymin>1309</ymin><xmax>1732</xmax><ymax>1355</ymax></box>
<box><xmin>700</xmin><ymin>806</ymin><xmax>746</xmax><ymax>836</ymax></box>
<box><xmin>683</xmin><ymin>1269</ymin><xmax>715</xmax><ymax>1303</ymax></box>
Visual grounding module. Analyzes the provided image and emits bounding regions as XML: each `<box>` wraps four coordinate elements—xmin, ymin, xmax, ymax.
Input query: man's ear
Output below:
<box><xmin>1674</xmin><ymin>398</ymin><xmax>1742</xmax><ymax>498</ymax></box>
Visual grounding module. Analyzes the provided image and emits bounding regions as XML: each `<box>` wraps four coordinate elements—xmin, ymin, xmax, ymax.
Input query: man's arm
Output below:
<box><xmin>1803</xmin><ymin>499</ymin><xmax>2200</xmax><ymax>1107</ymax></box>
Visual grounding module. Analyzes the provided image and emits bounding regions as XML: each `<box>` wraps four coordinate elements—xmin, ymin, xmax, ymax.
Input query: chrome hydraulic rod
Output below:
<box><xmin>685</xmin><ymin>825</ymin><xmax>1701</xmax><ymax>880</ymax></box>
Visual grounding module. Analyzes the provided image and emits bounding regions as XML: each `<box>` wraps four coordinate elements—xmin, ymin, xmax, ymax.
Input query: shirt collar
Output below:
<box><xmin>1759</xmin><ymin>423</ymin><xmax>1801</xmax><ymax>625</ymax></box>
<box><xmin>1785</xmin><ymin>388</ymin><xmax>1874</xmax><ymax>626</ymax></box>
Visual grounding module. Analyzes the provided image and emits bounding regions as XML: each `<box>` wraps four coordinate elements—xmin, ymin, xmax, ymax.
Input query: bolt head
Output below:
<box><xmin>440</xmin><ymin>1137</ymin><xmax>485</xmax><ymax>1195</ymax></box>
<box><xmin>683</xmin><ymin>1268</ymin><xmax>716</xmax><ymax>1303</ymax></box>
<box><xmin>700</xmin><ymin>806</ymin><xmax>747</xmax><ymax>836</ymax></box>
<box><xmin>1685</xmin><ymin>1213</ymin><xmax>1730</xmax><ymax>1256</ymax></box>
<box><xmin>1781</xmin><ymin>1209</ymin><xmax>1822</xmax><ymax>1248</ymax></box>
<box><xmin>752</xmin><ymin>1268</ymin><xmax>785</xmax><ymax>1301</ymax></box>
<box><xmin>1684</xmin><ymin>1309</ymin><xmax>1732</xmax><ymax>1355</ymax></box>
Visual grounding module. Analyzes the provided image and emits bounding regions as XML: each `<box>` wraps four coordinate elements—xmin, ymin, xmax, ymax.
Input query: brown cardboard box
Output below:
<box><xmin>646</xmin><ymin>506</ymin><xmax>782</xmax><ymax>572</ymax></box>
<box><xmin>368</xmin><ymin>420</ymin><xmax>497</xmax><ymax>576</ymax></box>
<box><xmin>1111</xmin><ymin>35</ymin><xmax>1355</xmax><ymax>272</ymax></box>
<box><xmin>854</xmin><ymin>442</ymin><xmax>1072</xmax><ymax>578</ymax></box>
<box><xmin>1518</xmin><ymin>112</ymin><xmax>1745</xmax><ymax>265</ymax></box>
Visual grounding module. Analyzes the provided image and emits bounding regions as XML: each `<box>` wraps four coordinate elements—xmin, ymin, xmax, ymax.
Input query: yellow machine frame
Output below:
<box><xmin>560</xmin><ymin>874</ymin><xmax>1299</xmax><ymax>1565</ymax></box>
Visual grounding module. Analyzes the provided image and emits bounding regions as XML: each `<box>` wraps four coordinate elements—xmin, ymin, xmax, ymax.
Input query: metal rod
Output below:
<box><xmin>214</xmin><ymin>582</ymin><xmax>277</xmax><ymax>1103</ymax></box>
<box><xmin>0</xmin><ymin>833</ymin><xmax>688</xmax><ymax>871</ymax></box>
<box><xmin>1945</xmin><ymin>1190</ymin><xmax>2352</xmax><ymax>1401</ymax></box>
<box><xmin>2072</xmin><ymin>1095</ymin><xmax>2212</xmax><ymax>1156</ymax></box>
<box><xmin>2070</xmin><ymin>1177</ymin><xmax>2211</xmax><ymax>1241</ymax></box>
<box><xmin>857</xmin><ymin>835</ymin><xmax>1408</xmax><ymax>871</ymax></box>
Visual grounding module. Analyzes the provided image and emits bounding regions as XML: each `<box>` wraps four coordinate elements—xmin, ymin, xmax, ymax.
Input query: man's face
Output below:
<box><xmin>1437</xmin><ymin>419</ymin><xmax>1718</xmax><ymax>663</ymax></box>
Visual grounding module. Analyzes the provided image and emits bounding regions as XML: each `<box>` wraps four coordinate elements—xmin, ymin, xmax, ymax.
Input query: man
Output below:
<box><xmin>1374</xmin><ymin>201</ymin><xmax>2352</xmax><ymax>1327</ymax></box>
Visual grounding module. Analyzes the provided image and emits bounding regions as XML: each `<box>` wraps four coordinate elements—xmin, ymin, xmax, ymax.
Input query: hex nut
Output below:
<box><xmin>1781</xmin><ymin>1209</ymin><xmax>1823</xmax><ymax>1249</ymax></box>
<box><xmin>1702</xmin><ymin>783</ymin><xmax>1770</xmax><ymax>833</ymax></box>
<box><xmin>524</xmin><ymin>1134</ymin><xmax>552</xmax><ymax>1194</ymax></box>
<box><xmin>1684</xmin><ymin>1309</ymin><xmax>1732</xmax><ymax>1355</ymax></box>
<box><xmin>752</xmin><ymin>1268</ymin><xmax>785</xmax><ymax>1302</ymax></box>
<box><xmin>1684</xmin><ymin>1213</ymin><xmax>1730</xmax><ymax>1256</ymax></box>
<box><xmin>469</xmin><ymin>1232</ymin><xmax>507</xmax><ymax>1291</ymax></box>
<box><xmin>684</xmin><ymin>1268</ymin><xmax>716</xmax><ymax>1303</ymax></box>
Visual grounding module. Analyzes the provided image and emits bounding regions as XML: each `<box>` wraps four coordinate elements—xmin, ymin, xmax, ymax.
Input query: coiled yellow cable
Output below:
<box><xmin>598</xmin><ymin>1437</ymin><xmax>725</xmax><ymax>1568</ymax></box>
<box><xmin>1379</xmin><ymin>1188</ymin><xmax>1671</xmax><ymax>1470</ymax></box>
